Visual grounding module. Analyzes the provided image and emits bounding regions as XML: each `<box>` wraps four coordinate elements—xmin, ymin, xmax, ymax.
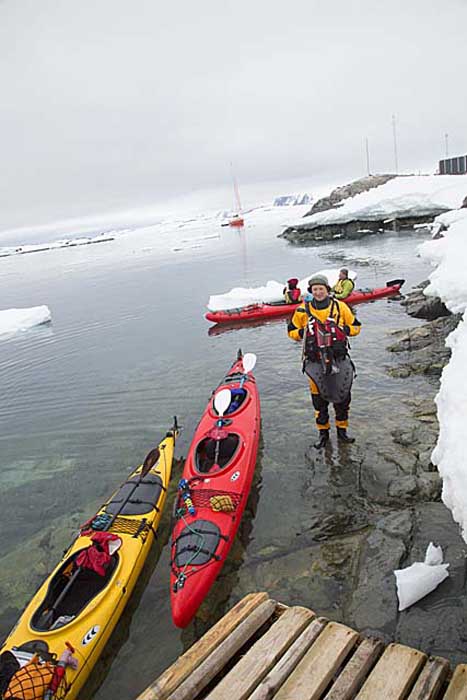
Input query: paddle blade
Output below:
<box><xmin>242</xmin><ymin>353</ymin><xmax>257</xmax><ymax>374</ymax></box>
<box><xmin>386</xmin><ymin>278</ymin><xmax>405</xmax><ymax>288</ymax></box>
<box><xmin>142</xmin><ymin>448</ymin><xmax>160</xmax><ymax>477</ymax></box>
<box><xmin>214</xmin><ymin>388</ymin><xmax>231</xmax><ymax>417</ymax></box>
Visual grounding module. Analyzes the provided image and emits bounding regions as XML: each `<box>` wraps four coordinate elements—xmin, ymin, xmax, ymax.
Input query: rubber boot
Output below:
<box><xmin>314</xmin><ymin>429</ymin><xmax>330</xmax><ymax>449</ymax></box>
<box><xmin>337</xmin><ymin>427</ymin><xmax>355</xmax><ymax>443</ymax></box>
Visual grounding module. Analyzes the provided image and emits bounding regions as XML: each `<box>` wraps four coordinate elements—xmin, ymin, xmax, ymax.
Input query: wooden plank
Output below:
<box><xmin>324</xmin><ymin>637</ymin><xmax>384</xmax><ymax>700</ymax></box>
<box><xmin>136</xmin><ymin>592</ymin><xmax>270</xmax><ymax>700</ymax></box>
<box><xmin>444</xmin><ymin>664</ymin><xmax>467</xmax><ymax>700</ymax></box>
<box><xmin>206</xmin><ymin>606</ymin><xmax>315</xmax><ymax>700</ymax></box>
<box><xmin>168</xmin><ymin>598</ymin><xmax>277</xmax><ymax>700</ymax></box>
<box><xmin>274</xmin><ymin>621</ymin><xmax>359</xmax><ymax>700</ymax></box>
<box><xmin>248</xmin><ymin>617</ymin><xmax>328</xmax><ymax>700</ymax></box>
<box><xmin>407</xmin><ymin>656</ymin><xmax>450</xmax><ymax>700</ymax></box>
<box><xmin>356</xmin><ymin>643</ymin><xmax>426</xmax><ymax>700</ymax></box>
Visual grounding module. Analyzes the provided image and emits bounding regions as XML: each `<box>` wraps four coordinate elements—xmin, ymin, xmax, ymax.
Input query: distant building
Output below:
<box><xmin>439</xmin><ymin>155</ymin><xmax>467</xmax><ymax>175</ymax></box>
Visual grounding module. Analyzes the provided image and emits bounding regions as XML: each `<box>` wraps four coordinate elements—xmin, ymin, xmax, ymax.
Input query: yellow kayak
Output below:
<box><xmin>0</xmin><ymin>421</ymin><xmax>178</xmax><ymax>700</ymax></box>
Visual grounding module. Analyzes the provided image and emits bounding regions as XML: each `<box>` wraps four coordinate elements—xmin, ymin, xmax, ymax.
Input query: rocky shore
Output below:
<box><xmin>280</xmin><ymin>175</ymin><xmax>447</xmax><ymax>244</ymax></box>
<box><xmin>197</xmin><ymin>283</ymin><xmax>467</xmax><ymax>665</ymax></box>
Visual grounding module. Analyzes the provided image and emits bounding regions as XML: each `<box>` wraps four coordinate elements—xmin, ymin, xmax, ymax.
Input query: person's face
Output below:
<box><xmin>311</xmin><ymin>284</ymin><xmax>328</xmax><ymax>301</ymax></box>
<box><xmin>339</xmin><ymin>270</ymin><xmax>346</xmax><ymax>280</ymax></box>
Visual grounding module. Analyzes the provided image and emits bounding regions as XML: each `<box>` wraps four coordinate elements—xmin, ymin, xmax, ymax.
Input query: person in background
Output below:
<box><xmin>283</xmin><ymin>278</ymin><xmax>302</xmax><ymax>304</ymax></box>
<box><xmin>287</xmin><ymin>274</ymin><xmax>361</xmax><ymax>449</ymax></box>
<box><xmin>332</xmin><ymin>268</ymin><xmax>355</xmax><ymax>300</ymax></box>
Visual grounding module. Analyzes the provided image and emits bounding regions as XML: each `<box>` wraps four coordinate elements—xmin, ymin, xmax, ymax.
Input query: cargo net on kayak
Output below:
<box><xmin>107</xmin><ymin>516</ymin><xmax>150</xmax><ymax>540</ymax></box>
<box><xmin>80</xmin><ymin>513</ymin><xmax>151</xmax><ymax>541</ymax></box>
<box><xmin>175</xmin><ymin>488</ymin><xmax>241</xmax><ymax>517</ymax></box>
<box><xmin>0</xmin><ymin>652</ymin><xmax>69</xmax><ymax>700</ymax></box>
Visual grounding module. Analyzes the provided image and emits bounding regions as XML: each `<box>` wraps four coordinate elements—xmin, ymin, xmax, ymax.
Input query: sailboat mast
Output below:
<box><xmin>230</xmin><ymin>162</ymin><xmax>242</xmax><ymax>214</ymax></box>
<box><xmin>233</xmin><ymin>175</ymin><xmax>242</xmax><ymax>214</ymax></box>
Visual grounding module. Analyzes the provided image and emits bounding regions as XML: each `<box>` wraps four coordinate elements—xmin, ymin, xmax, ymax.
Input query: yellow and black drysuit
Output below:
<box><xmin>288</xmin><ymin>296</ymin><xmax>361</xmax><ymax>431</ymax></box>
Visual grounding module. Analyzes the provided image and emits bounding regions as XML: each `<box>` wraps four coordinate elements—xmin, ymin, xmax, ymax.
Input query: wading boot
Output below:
<box><xmin>337</xmin><ymin>427</ymin><xmax>355</xmax><ymax>444</ymax></box>
<box><xmin>314</xmin><ymin>429</ymin><xmax>330</xmax><ymax>449</ymax></box>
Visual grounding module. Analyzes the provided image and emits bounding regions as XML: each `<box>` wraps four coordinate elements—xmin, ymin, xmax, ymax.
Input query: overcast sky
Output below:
<box><xmin>1</xmin><ymin>0</ymin><xmax>466</xmax><ymax>230</ymax></box>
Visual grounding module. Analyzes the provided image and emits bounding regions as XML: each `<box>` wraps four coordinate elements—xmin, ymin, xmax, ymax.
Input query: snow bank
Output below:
<box><xmin>291</xmin><ymin>175</ymin><xmax>467</xmax><ymax>228</ymax></box>
<box><xmin>207</xmin><ymin>268</ymin><xmax>356</xmax><ymax>311</ymax></box>
<box><xmin>419</xmin><ymin>214</ymin><xmax>467</xmax><ymax>541</ymax></box>
<box><xmin>430</xmin><ymin>208</ymin><xmax>467</xmax><ymax>238</ymax></box>
<box><xmin>0</xmin><ymin>306</ymin><xmax>52</xmax><ymax>336</ymax></box>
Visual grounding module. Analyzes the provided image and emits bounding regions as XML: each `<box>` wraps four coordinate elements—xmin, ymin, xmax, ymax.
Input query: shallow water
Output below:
<box><xmin>0</xmin><ymin>216</ymin><xmax>434</xmax><ymax>697</ymax></box>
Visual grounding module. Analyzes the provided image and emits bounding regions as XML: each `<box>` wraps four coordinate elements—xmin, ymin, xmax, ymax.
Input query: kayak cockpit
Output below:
<box><xmin>195</xmin><ymin>434</ymin><xmax>240</xmax><ymax>474</ymax></box>
<box><xmin>31</xmin><ymin>546</ymin><xmax>119</xmax><ymax>632</ymax></box>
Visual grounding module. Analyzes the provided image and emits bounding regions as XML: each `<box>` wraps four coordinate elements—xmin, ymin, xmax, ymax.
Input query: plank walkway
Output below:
<box><xmin>137</xmin><ymin>592</ymin><xmax>467</xmax><ymax>700</ymax></box>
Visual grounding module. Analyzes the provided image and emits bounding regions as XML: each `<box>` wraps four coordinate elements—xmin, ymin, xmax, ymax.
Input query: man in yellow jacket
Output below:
<box><xmin>288</xmin><ymin>274</ymin><xmax>361</xmax><ymax>449</ymax></box>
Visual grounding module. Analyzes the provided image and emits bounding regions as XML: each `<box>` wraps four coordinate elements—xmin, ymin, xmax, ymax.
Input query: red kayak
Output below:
<box><xmin>205</xmin><ymin>279</ymin><xmax>405</xmax><ymax>325</ymax></box>
<box><xmin>170</xmin><ymin>351</ymin><xmax>261</xmax><ymax>628</ymax></box>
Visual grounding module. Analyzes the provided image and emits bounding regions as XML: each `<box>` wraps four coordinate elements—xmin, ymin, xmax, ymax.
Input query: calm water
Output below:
<box><xmin>0</xmin><ymin>214</ymin><xmax>433</xmax><ymax>698</ymax></box>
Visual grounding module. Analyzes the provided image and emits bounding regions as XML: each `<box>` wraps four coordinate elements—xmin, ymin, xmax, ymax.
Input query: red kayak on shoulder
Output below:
<box><xmin>205</xmin><ymin>279</ymin><xmax>405</xmax><ymax>325</ymax></box>
<box><xmin>170</xmin><ymin>351</ymin><xmax>261</xmax><ymax>628</ymax></box>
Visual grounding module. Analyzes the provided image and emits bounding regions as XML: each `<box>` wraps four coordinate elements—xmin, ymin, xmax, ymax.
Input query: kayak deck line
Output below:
<box><xmin>137</xmin><ymin>591</ymin><xmax>464</xmax><ymax>700</ymax></box>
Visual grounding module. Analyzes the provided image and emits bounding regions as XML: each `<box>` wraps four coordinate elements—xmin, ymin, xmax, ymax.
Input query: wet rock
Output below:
<box><xmin>388</xmin><ymin>476</ymin><xmax>418</xmax><ymax>500</ymax></box>
<box><xmin>387</xmin><ymin>314</ymin><xmax>461</xmax><ymax>379</ymax></box>
<box><xmin>395</xmin><ymin>503</ymin><xmax>467</xmax><ymax>666</ymax></box>
<box><xmin>416</xmin><ymin>472</ymin><xmax>442</xmax><ymax>501</ymax></box>
<box><xmin>387</xmin><ymin>474</ymin><xmax>441</xmax><ymax>503</ymax></box>
<box><xmin>236</xmin><ymin>534</ymin><xmax>364</xmax><ymax>620</ymax></box>
<box><xmin>347</xmin><ymin>510</ymin><xmax>413</xmax><ymax>635</ymax></box>
<box><xmin>401</xmin><ymin>281</ymin><xmax>451</xmax><ymax>320</ymax></box>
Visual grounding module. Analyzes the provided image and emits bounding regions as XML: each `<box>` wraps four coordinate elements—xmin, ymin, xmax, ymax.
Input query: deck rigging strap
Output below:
<box><xmin>172</xmin><ymin>515</ymin><xmax>228</xmax><ymax>591</ymax></box>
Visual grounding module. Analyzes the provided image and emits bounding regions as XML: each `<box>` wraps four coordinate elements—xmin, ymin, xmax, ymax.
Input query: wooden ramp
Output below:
<box><xmin>137</xmin><ymin>592</ymin><xmax>467</xmax><ymax>700</ymax></box>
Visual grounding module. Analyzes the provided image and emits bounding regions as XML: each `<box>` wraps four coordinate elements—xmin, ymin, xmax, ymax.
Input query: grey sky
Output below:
<box><xmin>1</xmin><ymin>0</ymin><xmax>466</xmax><ymax>230</ymax></box>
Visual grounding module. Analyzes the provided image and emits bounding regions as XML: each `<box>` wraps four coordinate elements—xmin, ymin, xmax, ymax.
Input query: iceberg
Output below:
<box><xmin>0</xmin><ymin>306</ymin><xmax>52</xmax><ymax>337</ymax></box>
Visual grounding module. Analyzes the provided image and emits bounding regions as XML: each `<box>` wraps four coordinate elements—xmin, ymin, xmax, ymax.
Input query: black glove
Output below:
<box><xmin>298</xmin><ymin>327</ymin><xmax>304</xmax><ymax>339</ymax></box>
<box><xmin>342</xmin><ymin>324</ymin><xmax>350</xmax><ymax>336</ymax></box>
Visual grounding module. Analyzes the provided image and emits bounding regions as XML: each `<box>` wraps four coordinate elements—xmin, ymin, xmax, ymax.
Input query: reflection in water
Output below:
<box><xmin>208</xmin><ymin>317</ymin><xmax>290</xmax><ymax>337</ymax></box>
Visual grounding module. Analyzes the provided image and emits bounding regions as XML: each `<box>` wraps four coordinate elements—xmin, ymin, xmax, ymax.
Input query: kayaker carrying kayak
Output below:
<box><xmin>332</xmin><ymin>268</ymin><xmax>355</xmax><ymax>300</ymax></box>
<box><xmin>283</xmin><ymin>278</ymin><xmax>301</xmax><ymax>304</ymax></box>
<box><xmin>287</xmin><ymin>274</ymin><xmax>361</xmax><ymax>449</ymax></box>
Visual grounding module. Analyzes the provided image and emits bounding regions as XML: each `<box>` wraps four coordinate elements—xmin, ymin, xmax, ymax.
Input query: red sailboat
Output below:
<box><xmin>170</xmin><ymin>351</ymin><xmax>260</xmax><ymax>628</ymax></box>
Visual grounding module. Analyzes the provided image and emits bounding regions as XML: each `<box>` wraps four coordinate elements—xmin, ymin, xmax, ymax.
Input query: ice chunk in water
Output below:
<box><xmin>394</xmin><ymin>542</ymin><xmax>449</xmax><ymax>612</ymax></box>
